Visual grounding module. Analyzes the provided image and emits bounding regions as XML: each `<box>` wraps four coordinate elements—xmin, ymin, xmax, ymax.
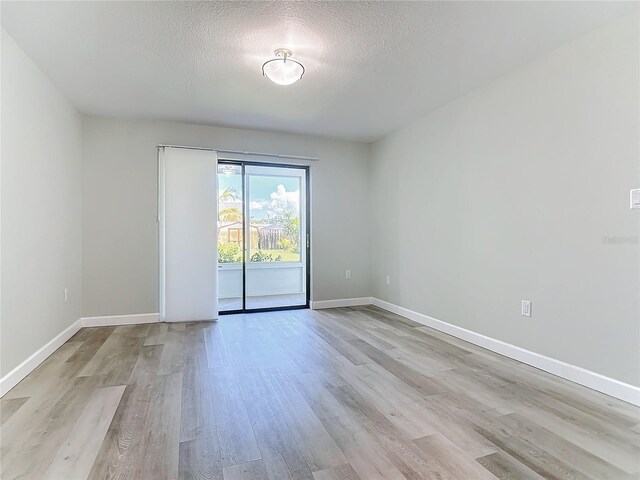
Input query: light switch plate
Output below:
<box><xmin>631</xmin><ymin>188</ymin><xmax>640</xmax><ymax>209</ymax></box>
<box><xmin>521</xmin><ymin>300</ymin><xmax>531</xmax><ymax>317</ymax></box>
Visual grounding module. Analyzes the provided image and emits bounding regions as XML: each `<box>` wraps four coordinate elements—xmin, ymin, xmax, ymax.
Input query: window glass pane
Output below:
<box><xmin>217</xmin><ymin>164</ymin><xmax>243</xmax><ymax>311</ymax></box>
<box><xmin>247</xmin><ymin>174</ymin><xmax>301</xmax><ymax>263</ymax></box>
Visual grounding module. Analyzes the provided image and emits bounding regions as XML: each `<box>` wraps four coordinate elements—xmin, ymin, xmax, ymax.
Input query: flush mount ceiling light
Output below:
<box><xmin>262</xmin><ymin>48</ymin><xmax>305</xmax><ymax>86</ymax></box>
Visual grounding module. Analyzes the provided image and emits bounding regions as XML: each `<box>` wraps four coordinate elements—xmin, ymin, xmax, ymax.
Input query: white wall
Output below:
<box><xmin>1</xmin><ymin>29</ymin><xmax>83</xmax><ymax>377</ymax></box>
<box><xmin>370</xmin><ymin>14</ymin><xmax>640</xmax><ymax>387</ymax></box>
<box><xmin>82</xmin><ymin>116</ymin><xmax>371</xmax><ymax>317</ymax></box>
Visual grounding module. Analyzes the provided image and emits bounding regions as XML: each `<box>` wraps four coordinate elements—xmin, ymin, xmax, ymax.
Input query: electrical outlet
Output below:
<box><xmin>521</xmin><ymin>300</ymin><xmax>531</xmax><ymax>317</ymax></box>
<box><xmin>64</xmin><ymin>288</ymin><xmax>69</xmax><ymax>302</ymax></box>
<box><xmin>631</xmin><ymin>188</ymin><xmax>640</xmax><ymax>209</ymax></box>
<box><xmin>345</xmin><ymin>269</ymin><xmax>352</xmax><ymax>279</ymax></box>
<box><xmin>385</xmin><ymin>275</ymin><xmax>391</xmax><ymax>286</ymax></box>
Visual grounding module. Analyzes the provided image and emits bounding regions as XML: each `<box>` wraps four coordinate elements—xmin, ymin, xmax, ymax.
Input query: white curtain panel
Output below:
<box><xmin>159</xmin><ymin>147</ymin><xmax>218</xmax><ymax>322</ymax></box>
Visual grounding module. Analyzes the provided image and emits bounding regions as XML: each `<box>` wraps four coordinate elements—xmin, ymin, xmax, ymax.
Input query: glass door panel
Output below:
<box><xmin>217</xmin><ymin>163</ymin><xmax>243</xmax><ymax>312</ymax></box>
<box><xmin>217</xmin><ymin>162</ymin><xmax>308</xmax><ymax>313</ymax></box>
<box><xmin>245</xmin><ymin>165</ymin><xmax>307</xmax><ymax>310</ymax></box>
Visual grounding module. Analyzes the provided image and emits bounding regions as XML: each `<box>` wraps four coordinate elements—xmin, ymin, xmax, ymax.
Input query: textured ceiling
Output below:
<box><xmin>1</xmin><ymin>1</ymin><xmax>636</xmax><ymax>142</ymax></box>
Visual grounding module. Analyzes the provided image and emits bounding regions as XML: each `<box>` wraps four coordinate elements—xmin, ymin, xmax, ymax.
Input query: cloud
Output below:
<box><xmin>268</xmin><ymin>185</ymin><xmax>299</xmax><ymax>216</ymax></box>
<box><xmin>249</xmin><ymin>201</ymin><xmax>263</xmax><ymax>210</ymax></box>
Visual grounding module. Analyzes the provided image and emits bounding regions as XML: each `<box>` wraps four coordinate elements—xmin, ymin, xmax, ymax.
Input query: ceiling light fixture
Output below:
<box><xmin>220</xmin><ymin>165</ymin><xmax>238</xmax><ymax>176</ymax></box>
<box><xmin>262</xmin><ymin>48</ymin><xmax>305</xmax><ymax>86</ymax></box>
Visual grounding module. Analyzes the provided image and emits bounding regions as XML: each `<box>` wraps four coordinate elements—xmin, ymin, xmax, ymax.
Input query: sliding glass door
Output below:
<box><xmin>217</xmin><ymin>163</ymin><xmax>244</xmax><ymax>311</ymax></box>
<box><xmin>217</xmin><ymin>161</ymin><xmax>309</xmax><ymax>313</ymax></box>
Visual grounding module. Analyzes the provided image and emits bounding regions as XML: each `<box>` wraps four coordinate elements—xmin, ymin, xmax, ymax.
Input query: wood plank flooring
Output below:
<box><xmin>1</xmin><ymin>305</ymin><xmax>638</xmax><ymax>479</ymax></box>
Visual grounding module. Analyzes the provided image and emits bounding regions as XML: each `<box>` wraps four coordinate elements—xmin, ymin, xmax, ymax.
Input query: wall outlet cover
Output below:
<box><xmin>631</xmin><ymin>188</ymin><xmax>640</xmax><ymax>209</ymax></box>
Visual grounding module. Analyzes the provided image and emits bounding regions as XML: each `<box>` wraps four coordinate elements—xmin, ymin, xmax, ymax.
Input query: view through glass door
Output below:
<box><xmin>217</xmin><ymin>161</ymin><xmax>309</xmax><ymax>313</ymax></box>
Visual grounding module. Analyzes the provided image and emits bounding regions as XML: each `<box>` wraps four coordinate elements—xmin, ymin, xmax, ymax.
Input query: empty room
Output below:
<box><xmin>1</xmin><ymin>1</ymin><xmax>639</xmax><ymax>479</ymax></box>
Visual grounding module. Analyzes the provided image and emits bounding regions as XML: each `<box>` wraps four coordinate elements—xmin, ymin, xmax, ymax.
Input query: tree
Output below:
<box><xmin>273</xmin><ymin>210</ymin><xmax>300</xmax><ymax>253</ymax></box>
<box><xmin>218</xmin><ymin>187</ymin><xmax>242</xmax><ymax>223</ymax></box>
<box><xmin>283</xmin><ymin>210</ymin><xmax>300</xmax><ymax>244</ymax></box>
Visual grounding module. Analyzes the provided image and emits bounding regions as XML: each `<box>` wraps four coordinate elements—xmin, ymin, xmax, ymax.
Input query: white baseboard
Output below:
<box><xmin>4</xmin><ymin>303</ymin><xmax>637</xmax><ymax>406</ymax></box>
<box><xmin>311</xmin><ymin>297</ymin><xmax>374</xmax><ymax>310</ymax></box>
<box><xmin>0</xmin><ymin>318</ymin><xmax>83</xmax><ymax>397</ymax></box>
<box><xmin>371</xmin><ymin>298</ymin><xmax>640</xmax><ymax>407</ymax></box>
<box><xmin>80</xmin><ymin>312</ymin><xmax>159</xmax><ymax>328</ymax></box>
<box><xmin>0</xmin><ymin>313</ymin><xmax>160</xmax><ymax>397</ymax></box>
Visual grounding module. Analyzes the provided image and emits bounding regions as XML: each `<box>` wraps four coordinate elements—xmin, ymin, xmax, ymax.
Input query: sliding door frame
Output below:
<box><xmin>218</xmin><ymin>159</ymin><xmax>310</xmax><ymax>314</ymax></box>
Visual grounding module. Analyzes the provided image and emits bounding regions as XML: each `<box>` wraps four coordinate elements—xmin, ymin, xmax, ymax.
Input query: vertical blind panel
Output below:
<box><xmin>162</xmin><ymin>147</ymin><xmax>218</xmax><ymax>321</ymax></box>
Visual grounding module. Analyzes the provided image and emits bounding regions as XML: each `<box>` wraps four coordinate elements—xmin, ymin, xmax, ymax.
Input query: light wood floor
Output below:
<box><xmin>1</xmin><ymin>306</ymin><xmax>639</xmax><ymax>480</ymax></box>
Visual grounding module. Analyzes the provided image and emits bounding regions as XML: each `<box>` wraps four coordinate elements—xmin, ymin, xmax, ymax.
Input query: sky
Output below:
<box><xmin>218</xmin><ymin>171</ymin><xmax>300</xmax><ymax>221</ymax></box>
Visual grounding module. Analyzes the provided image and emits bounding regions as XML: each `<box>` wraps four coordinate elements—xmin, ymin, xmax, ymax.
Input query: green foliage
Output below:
<box><xmin>270</xmin><ymin>210</ymin><xmax>300</xmax><ymax>253</ymax></box>
<box><xmin>218</xmin><ymin>186</ymin><xmax>238</xmax><ymax>202</ymax></box>
<box><xmin>250</xmin><ymin>250</ymin><xmax>282</xmax><ymax>262</ymax></box>
<box><xmin>218</xmin><ymin>242</ymin><xmax>241</xmax><ymax>263</ymax></box>
<box><xmin>218</xmin><ymin>187</ymin><xmax>242</xmax><ymax>222</ymax></box>
<box><xmin>283</xmin><ymin>211</ymin><xmax>300</xmax><ymax>244</ymax></box>
<box><xmin>219</xmin><ymin>207</ymin><xmax>242</xmax><ymax>222</ymax></box>
<box><xmin>278</xmin><ymin>238</ymin><xmax>294</xmax><ymax>252</ymax></box>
